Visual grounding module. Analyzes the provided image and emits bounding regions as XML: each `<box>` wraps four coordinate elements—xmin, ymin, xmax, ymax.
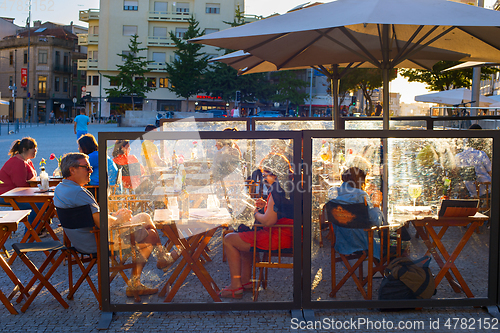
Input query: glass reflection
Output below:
<box><xmin>311</xmin><ymin>137</ymin><xmax>491</xmax><ymax>302</ymax></box>
<box><xmin>161</xmin><ymin>117</ymin><xmax>248</xmax><ymax>132</ymax></box>
<box><xmin>106</xmin><ymin>136</ymin><xmax>295</xmax><ymax>304</ymax></box>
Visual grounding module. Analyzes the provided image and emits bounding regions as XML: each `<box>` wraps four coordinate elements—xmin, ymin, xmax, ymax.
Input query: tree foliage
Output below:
<box><xmin>165</xmin><ymin>16</ymin><xmax>209</xmax><ymax>111</ymax></box>
<box><xmin>400</xmin><ymin>61</ymin><xmax>499</xmax><ymax>91</ymax></box>
<box><xmin>104</xmin><ymin>35</ymin><xmax>155</xmax><ymax>111</ymax></box>
<box><xmin>336</xmin><ymin>68</ymin><xmax>397</xmax><ymax>114</ymax></box>
<box><xmin>270</xmin><ymin>70</ymin><xmax>309</xmax><ymax>111</ymax></box>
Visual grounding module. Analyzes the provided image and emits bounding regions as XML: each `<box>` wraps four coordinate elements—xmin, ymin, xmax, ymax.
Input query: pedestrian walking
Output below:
<box><xmin>74</xmin><ymin>109</ymin><xmax>90</xmax><ymax>139</ymax></box>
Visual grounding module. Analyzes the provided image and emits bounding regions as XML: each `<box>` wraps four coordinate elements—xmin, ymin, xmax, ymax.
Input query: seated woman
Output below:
<box><xmin>0</xmin><ymin>137</ymin><xmax>44</xmax><ymax>234</ymax></box>
<box><xmin>329</xmin><ymin>166</ymin><xmax>385</xmax><ymax>259</ymax></box>
<box><xmin>77</xmin><ymin>134</ymin><xmax>118</xmax><ymax>186</ymax></box>
<box><xmin>221</xmin><ymin>153</ymin><xmax>294</xmax><ymax>298</ymax></box>
<box><xmin>112</xmin><ymin>139</ymin><xmax>151</xmax><ymax>193</ymax></box>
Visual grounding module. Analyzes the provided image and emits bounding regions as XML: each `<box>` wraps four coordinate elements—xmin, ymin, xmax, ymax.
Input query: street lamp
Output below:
<box><xmin>0</xmin><ymin>54</ymin><xmax>17</xmax><ymax>122</ymax></box>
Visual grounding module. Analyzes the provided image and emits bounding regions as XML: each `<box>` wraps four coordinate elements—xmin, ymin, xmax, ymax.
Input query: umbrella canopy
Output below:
<box><xmin>0</xmin><ymin>100</ymin><xmax>10</xmax><ymax>105</ymax></box>
<box><xmin>414</xmin><ymin>88</ymin><xmax>498</xmax><ymax>106</ymax></box>
<box><xmin>192</xmin><ymin>0</ymin><xmax>500</xmax><ymax>129</ymax></box>
<box><xmin>442</xmin><ymin>62</ymin><xmax>500</xmax><ymax>72</ymax></box>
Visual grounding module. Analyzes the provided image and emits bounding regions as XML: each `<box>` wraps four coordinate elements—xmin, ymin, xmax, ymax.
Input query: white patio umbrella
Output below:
<box><xmin>0</xmin><ymin>100</ymin><xmax>10</xmax><ymax>105</ymax></box>
<box><xmin>191</xmin><ymin>0</ymin><xmax>500</xmax><ymax>130</ymax></box>
<box><xmin>414</xmin><ymin>88</ymin><xmax>498</xmax><ymax>106</ymax></box>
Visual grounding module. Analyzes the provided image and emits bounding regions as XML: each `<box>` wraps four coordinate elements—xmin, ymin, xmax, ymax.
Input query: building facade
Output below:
<box><xmin>0</xmin><ymin>21</ymin><xmax>87</xmax><ymax>121</ymax></box>
<box><xmin>79</xmin><ymin>0</ymin><xmax>243</xmax><ymax>117</ymax></box>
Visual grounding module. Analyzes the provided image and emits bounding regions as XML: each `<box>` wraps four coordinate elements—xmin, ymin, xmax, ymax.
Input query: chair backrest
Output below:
<box><xmin>325</xmin><ymin>200</ymin><xmax>371</xmax><ymax>229</ymax></box>
<box><xmin>459</xmin><ymin>166</ymin><xmax>477</xmax><ymax>182</ymax></box>
<box><xmin>56</xmin><ymin>205</ymin><xmax>95</xmax><ymax>229</ymax></box>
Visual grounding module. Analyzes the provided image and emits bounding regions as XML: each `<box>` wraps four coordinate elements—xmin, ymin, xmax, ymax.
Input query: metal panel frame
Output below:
<box><xmin>159</xmin><ymin>117</ymin><xmax>251</xmax><ymax>131</ymax></box>
<box><xmin>98</xmin><ymin>130</ymin><xmax>302</xmax><ymax>312</ymax></box>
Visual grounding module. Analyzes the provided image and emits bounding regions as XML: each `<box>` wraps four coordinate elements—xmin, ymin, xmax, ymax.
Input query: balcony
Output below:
<box><xmin>147</xmin><ymin>36</ymin><xmax>176</xmax><ymax>47</ymax></box>
<box><xmin>148</xmin><ymin>11</ymin><xmax>193</xmax><ymax>22</ymax></box>
<box><xmin>78</xmin><ymin>59</ymin><xmax>98</xmax><ymax>70</ymax></box>
<box><xmin>78</xmin><ymin>34</ymin><xmax>99</xmax><ymax>46</ymax></box>
<box><xmin>79</xmin><ymin>9</ymin><xmax>100</xmax><ymax>22</ymax></box>
<box><xmin>148</xmin><ymin>62</ymin><xmax>168</xmax><ymax>72</ymax></box>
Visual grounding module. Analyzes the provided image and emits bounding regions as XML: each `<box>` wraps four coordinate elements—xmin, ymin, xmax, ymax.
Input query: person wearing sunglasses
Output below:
<box><xmin>220</xmin><ymin>153</ymin><xmax>294</xmax><ymax>298</ymax></box>
<box><xmin>54</xmin><ymin>153</ymin><xmax>179</xmax><ymax>297</ymax></box>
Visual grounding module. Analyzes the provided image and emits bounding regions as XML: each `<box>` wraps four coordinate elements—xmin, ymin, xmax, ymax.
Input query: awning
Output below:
<box><xmin>107</xmin><ymin>96</ymin><xmax>144</xmax><ymax>104</ymax></box>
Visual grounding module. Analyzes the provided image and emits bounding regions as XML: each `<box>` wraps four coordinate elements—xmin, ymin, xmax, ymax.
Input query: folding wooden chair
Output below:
<box><xmin>56</xmin><ymin>205</ymin><xmax>101</xmax><ymax>308</ymax></box>
<box><xmin>12</xmin><ymin>241</ymin><xmax>68</xmax><ymax>312</ymax></box>
<box><xmin>325</xmin><ymin>201</ymin><xmax>403</xmax><ymax>300</ymax></box>
<box><xmin>251</xmin><ymin>223</ymin><xmax>294</xmax><ymax>301</ymax></box>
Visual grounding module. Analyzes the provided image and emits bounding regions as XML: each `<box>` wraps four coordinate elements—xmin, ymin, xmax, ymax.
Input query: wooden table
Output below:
<box><xmin>0</xmin><ymin>187</ymin><xmax>58</xmax><ymax>264</ymax></box>
<box><xmin>0</xmin><ymin>210</ymin><xmax>31</xmax><ymax>314</ymax></box>
<box><xmin>154</xmin><ymin>208</ymin><xmax>231</xmax><ymax>302</ymax></box>
<box><xmin>409</xmin><ymin>213</ymin><xmax>489</xmax><ymax>298</ymax></box>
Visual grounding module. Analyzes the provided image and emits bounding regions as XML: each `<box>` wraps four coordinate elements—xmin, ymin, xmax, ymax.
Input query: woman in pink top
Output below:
<box><xmin>0</xmin><ymin>137</ymin><xmax>42</xmax><ymax>233</ymax></box>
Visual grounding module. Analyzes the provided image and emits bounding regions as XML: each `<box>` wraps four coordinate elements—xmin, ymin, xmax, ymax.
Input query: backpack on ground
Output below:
<box><xmin>379</xmin><ymin>256</ymin><xmax>436</xmax><ymax>301</ymax></box>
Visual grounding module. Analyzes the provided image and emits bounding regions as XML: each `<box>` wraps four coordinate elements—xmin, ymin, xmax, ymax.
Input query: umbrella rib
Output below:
<box><xmin>277</xmin><ymin>29</ymin><xmax>333</xmax><ymax>69</ymax></box>
<box><xmin>391</xmin><ymin>25</ymin><xmax>425</xmax><ymax>66</ymax></box>
<box><xmin>406</xmin><ymin>59</ymin><xmax>433</xmax><ymax>71</ymax></box>
<box><xmin>245</xmin><ymin>33</ymin><xmax>290</xmax><ymax>53</ymax></box>
<box><xmin>337</xmin><ymin>27</ymin><xmax>381</xmax><ymax>68</ymax></box>
<box><xmin>392</xmin><ymin>26</ymin><xmax>456</xmax><ymax>67</ymax></box>
<box><xmin>456</xmin><ymin>26</ymin><xmax>500</xmax><ymax>54</ymax></box>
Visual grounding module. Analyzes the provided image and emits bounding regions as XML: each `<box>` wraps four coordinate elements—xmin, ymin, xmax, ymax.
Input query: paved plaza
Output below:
<box><xmin>0</xmin><ymin>123</ymin><xmax>497</xmax><ymax>332</ymax></box>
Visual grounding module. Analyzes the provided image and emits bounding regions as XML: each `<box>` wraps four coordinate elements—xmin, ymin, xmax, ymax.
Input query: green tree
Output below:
<box><xmin>104</xmin><ymin>35</ymin><xmax>155</xmax><ymax>111</ymax></box>
<box><xmin>337</xmin><ymin>68</ymin><xmax>397</xmax><ymax>114</ymax></box>
<box><xmin>165</xmin><ymin>16</ymin><xmax>209</xmax><ymax>111</ymax></box>
<box><xmin>400</xmin><ymin>61</ymin><xmax>499</xmax><ymax>91</ymax></box>
<box><xmin>271</xmin><ymin>70</ymin><xmax>309</xmax><ymax>112</ymax></box>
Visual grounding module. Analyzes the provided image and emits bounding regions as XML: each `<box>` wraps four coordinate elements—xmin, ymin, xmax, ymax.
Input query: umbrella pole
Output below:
<box><xmin>382</xmin><ymin>67</ymin><xmax>390</xmax><ymax>130</ymax></box>
<box><xmin>332</xmin><ymin>65</ymin><xmax>340</xmax><ymax>130</ymax></box>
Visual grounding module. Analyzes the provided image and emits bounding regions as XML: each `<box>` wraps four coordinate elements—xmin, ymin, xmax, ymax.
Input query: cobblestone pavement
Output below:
<box><xmin>0</xmin><ymin>123</ymin><xmax>497</xmax><ymax>332</ymax></box>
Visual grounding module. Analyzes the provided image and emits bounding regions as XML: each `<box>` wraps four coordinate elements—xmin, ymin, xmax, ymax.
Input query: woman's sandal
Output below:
<box><xmin>242</xmin><ymin>282</ymin><xmax>253</xmax><ymax>292</ymax></box>
<box><xmin>219</xmin><ymin>286</ymin><xmax>244</xmax><ymax>299</ymax></box>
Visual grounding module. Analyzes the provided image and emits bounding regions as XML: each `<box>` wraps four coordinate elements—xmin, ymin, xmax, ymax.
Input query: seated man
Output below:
<box><xmin>54</xmin><ymin>153</ymin><xmax>179</xmax><ymax>297</ymax></box>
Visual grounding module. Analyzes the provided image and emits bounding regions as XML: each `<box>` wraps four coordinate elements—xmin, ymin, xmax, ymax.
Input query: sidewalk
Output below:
<box><xmin>0</xmin><ymin>123</ymin><xmax>497</xmax><ymax>331</ymax></box>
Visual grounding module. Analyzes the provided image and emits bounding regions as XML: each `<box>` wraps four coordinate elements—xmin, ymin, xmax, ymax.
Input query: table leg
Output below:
<box><xmin>414</xmin><ymin>224</ymin><xmax>462</xmax><ymax>293</ymax></box>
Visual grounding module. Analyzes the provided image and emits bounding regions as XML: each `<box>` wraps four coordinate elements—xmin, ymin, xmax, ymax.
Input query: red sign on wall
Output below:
<box><xmin>21</xmin><ymin>68</ymin><xmax>27</xmax><ymax>87</ymax></box>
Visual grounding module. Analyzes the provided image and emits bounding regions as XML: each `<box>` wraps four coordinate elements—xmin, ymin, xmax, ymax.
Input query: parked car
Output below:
<box><xmin>252</xmin><ymin>111</ymin><xmax>283</xmax><ymax>117</ymax></box>
<box><xmin>206</xmin><ymin>109</ymin><xmax>227</xmax><ymax>118</ymax></box>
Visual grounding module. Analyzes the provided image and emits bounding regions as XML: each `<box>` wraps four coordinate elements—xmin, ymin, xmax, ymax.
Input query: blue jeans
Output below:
<box><xmin>0</xmin><ymin>197</ymin><xmax>44</xmax><ymax>235</ymax></box>
<box><xmin>76</xmin><ymin>130</ymin><xmax>88</xmax><ymax>139</ymax></box>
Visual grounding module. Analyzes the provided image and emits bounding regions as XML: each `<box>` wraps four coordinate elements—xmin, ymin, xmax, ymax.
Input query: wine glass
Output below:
<box><xmin>408</xmin><ymin>184</ymin><xmax>423</xmax><ymax>207</ymax></box>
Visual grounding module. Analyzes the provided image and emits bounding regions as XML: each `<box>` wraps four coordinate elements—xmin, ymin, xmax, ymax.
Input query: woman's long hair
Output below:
<box><xmin>9</xmin><ymin>137</ymin><xmax>37</xmax><ymax>157</ymax></box>
<box><xmin>112</xmin><ymin>140</ymin><xmax>130</xmax><ymax>158</ymax></box>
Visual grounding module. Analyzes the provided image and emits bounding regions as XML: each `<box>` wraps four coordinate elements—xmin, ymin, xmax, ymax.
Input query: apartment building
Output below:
<box><xmin>79</xmin><ymin>0</ymin><xmax>243</xmax><ymax>117</ymax></box>
<box><xmin>0</xmin><ymin>21</ymin><xmax>87</xmax><ymax>121</ymax></box>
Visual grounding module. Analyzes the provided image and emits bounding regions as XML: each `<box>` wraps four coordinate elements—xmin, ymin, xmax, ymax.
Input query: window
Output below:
<box><xmin>63</xmin><ymin>78</ymin><xmax>68</xmax><ymax>92</ymax></box>
<box><xmin>206</xmin><ymin>3</ymin><xmax>220</xmax><ymax>14</ymax></box>
<box><xmin>55</xmin><ymin>51</ymin><xmax>60</xmax><ymax>66</ymax></box>
<box><xmin>89</xmin><ymin>51</ymin><xmax>98</xmax><ymax>60</ymax></box>
<box><xmin>147</xmin><ymin>77</ymin><xmax>156</xmax><ymax>88</ymax></box>
<box><xmin>54</xmin><ymin>77</ymin><xmax>60</xmax><ymax>91</ymax></box>
<box><xmin>9</xmin><ymin>51</ymin><xmax>13</xmax><ymax>65</ymax></box>
<box><xmin>9</xmin><ymin>76</ymin><xmax>13</xmax><ymax>86</ymax></box>
<box><xmin>154</xmin><ymin>1</ymin><xmax>168</xmax><ymax>12</ymax></box>
<box><xmin>123</xmin><ymin>25</ymin><xmax>138</xmax><ymax>36</ymax></box>
<box><xmin>175</xmin><ymin>2</ymin><xmax>189</xmax><ymax>13</ymax></box>
<box><xmin>159</xmin><ymin>77</ymin><xmax>168</xmax><ymax>88</ymax></box>
<box><xmin>38</xmin><ymin>50</ymin><xmax>48</xmax><ymax>64</ymax></box>
<box><xmin>63</xmin><ymin>53</ymin><xmax>69</xmax><ymax>67</ymax></box>
<box><xmin>204</xmin><ymin>28</ymin><xmax>219</xmax><ymax>35</ymax></box>
<box><xmin>124</xmin><ymin>0</ymin><xmax>138</xmax><ymax>10</ymax></box>
<box><xmin>91</xmin><ymin>25</ymin><xmax>99</xmax><ymax>35</ymax></box>
<box><xmin>73</xmin><ymin>62</ymin><xmax>77</xmax><ymax>77</ymax></box>
<box><xmin>24</xmin><ymin>51</ymin><xmax>27</xmax><ymax>64</ymax></box>
<box><xmin>92</xmin><ymin>75</ymin><xmax>99</xmax><ymax>86</ymax></box>
<box><xmin>175</xmin><ymin>28</ymin><xmax>188</xmax><ymax>39</ymax></box>
<box><xmin>72</xmin><ymin>85</ymin><xmax>77</xmax><ymax>96</ymax></box>
<box><xmin>152</xmin><ymin>52</ymin><xmax>166</xmax><ymax>63</ymax></box>
<box><xmin>88</xmin><ymin>75</ymin><xmax>92</xmax><ymax>85</ymax></box>
<box><xmin>153</xmin><ymin>27</ymin><xmax>167</xmax><ymax>37</ymax></box>
<box><xmin>38</xmin><ymin>76</ymin><xmax>47</xmax><ymax>94</ymax></box>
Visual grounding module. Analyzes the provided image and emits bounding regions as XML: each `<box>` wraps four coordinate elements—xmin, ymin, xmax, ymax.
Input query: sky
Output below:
<box><xmin>1</xmin><ymin>0</ymin><xmax>497</xmax><ymax>104</ymax></box>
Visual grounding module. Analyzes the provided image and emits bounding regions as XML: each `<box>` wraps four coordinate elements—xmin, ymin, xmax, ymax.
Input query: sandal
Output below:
<box><xmin>242</xmin><ymin>282</ymin><xmax>253</xmax><ymax>291</ymax></box>
<box><xmin>219</xmin><ymin>286</ymin><xmax>244</xmax><ymax>299</ymax></box>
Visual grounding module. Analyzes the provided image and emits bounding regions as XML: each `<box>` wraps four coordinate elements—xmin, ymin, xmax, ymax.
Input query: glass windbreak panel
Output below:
<box><xmin>310</xmin><ymin>137</ymin><xmax>382</xmax><ymax>301</ymax></box>
<box><xmin>433</xmin><ymin>120</ymin><xmax>491</xmax><ymax>130</ymax></box>
<box><xmin>389</xmin><ymin>120</ymin><xmax>427</xmax><ymax>130</ymax></box>
<box><xmin>255</xmin><ymin>120</ymin><xmax>334</xmax><ymax>131</ymax></box>
<box><xmin>162</xmin><ymin>119</ymin><xmax>247</xmax><ymax>131</ymax></box>
<box><xmin>345</xmin><ymin>120</ymin><xmax>383</xmax><ymax>130</ymax></box>
<box><xmin>106</xmin><ymin>136</ymin><xmax>295</xmax><ymax>304</ymax></box>
<box><xmin>311</xmin><ymin>136</ymin><xmax>491</xmax><ymax>302</ymax></box>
